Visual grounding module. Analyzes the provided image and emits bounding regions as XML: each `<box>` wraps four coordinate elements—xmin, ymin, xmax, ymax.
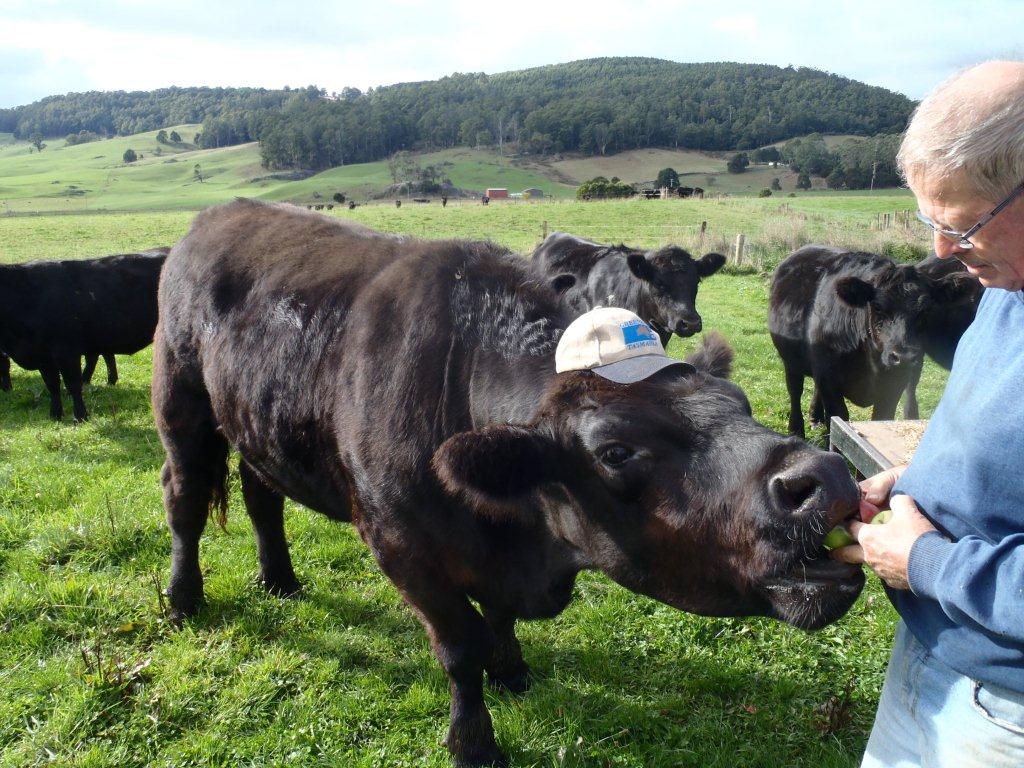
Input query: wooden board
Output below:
<box><xmin>829</xmin><ymin>418</ymin><xmax>928</xmax><ymax>477</ymax></box>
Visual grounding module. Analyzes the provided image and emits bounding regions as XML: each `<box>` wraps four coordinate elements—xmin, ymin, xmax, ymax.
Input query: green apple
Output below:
<box><xmin>871</xmin><ymin>508</ymin><xmax>893</xmax><ymax>525</ymax></box>
<box><xmin>823</xmin><ymin>526</ymin><xmax>856</xmax><ymax>549</ymax></box>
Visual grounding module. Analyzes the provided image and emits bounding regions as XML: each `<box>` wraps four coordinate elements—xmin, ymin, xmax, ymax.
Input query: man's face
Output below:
<box><xmin>912</xmin><ymin>175</ymin><xmax>1024</xmax><ymax>291</ymax></box>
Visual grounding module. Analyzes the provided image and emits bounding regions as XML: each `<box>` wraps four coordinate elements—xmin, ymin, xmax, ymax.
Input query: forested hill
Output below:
<box><xmin>1</xmin><ymin>58</ymin><xmax>915</xmax><ymax>171</ymax></box>
<box><xmin>0</xmin><ymin>86</ymin><xmax>302</xmax><ymax>149</ymax></box>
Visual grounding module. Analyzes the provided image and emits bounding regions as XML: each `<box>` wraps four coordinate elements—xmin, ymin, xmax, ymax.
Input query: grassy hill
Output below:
<box><xmin>0</xmin><ymin>128</ymin><xmax>580</xmax><ymax>214</ymax></box>
<box><xmin>0</xmin><ymin>127</ymin><xmax>909</xmax><ymax>214</ymax></box>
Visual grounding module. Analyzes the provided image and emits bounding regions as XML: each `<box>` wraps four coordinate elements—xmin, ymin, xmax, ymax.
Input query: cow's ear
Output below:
<box><xmin>835</xmin><ymin>276</ymin><xmax>876</xmax><ymax>307</ymax></box>
<box><xmin>696</xmin><ymin>252</ymin><xmax>726</xmax><ymax>278</ymax></box>
<box><xmin>549</xmin><ymin>273</ymin><xmax>576</xmax><ymax>295</ymax></box>
<box><xmin>929</xmin><ymin>271</ymin><xmax>979</xmax><ymax>305</ymax></box>
<box><xmin>627</xmin><ymin>253</ymin><xmax>654</xmax><ymax>281</ymax></box>
<box><xmin>432</xmin><ymin>425</ymin><xmax>560</xmax><ymax>520</ymax></box>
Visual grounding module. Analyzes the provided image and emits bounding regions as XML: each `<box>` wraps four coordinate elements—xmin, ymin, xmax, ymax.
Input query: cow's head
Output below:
<box><xmin>433</xmin><ymin>333</ymin><xmax>864</xmax><ymax>631</ymax></box>
<box><xmin>625</xmin><ymin>246</ymin><xmax>725</xmax><ymax>338</ymax></box>
<box><xmin>835</xmin><ymin>261</ymin><xmax>978</xmax><ymax>368</ymax></box>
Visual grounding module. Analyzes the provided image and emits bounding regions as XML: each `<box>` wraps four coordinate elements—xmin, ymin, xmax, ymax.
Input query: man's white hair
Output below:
<box><xmin>898</xmin><ymin>61</ymin><xmax>1024</xmax><ymax>201</ymax></box>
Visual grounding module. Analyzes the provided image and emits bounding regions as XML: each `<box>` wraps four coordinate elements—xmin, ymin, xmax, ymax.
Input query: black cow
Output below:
<box><xmin>769</xmin><ymin>245</ymin><xmax>977</xmax><ymax>438</ymax></box>
<box><xmin>901</xmin><ymin>254</ymin><xmax>982</xmax><ymax>418</ymax></box>
<box><xmin>156</xmin><ymin>200</ymin><xmax>864</xmax><ymax>768</ymax></box>
<box><xmin>530</xmin><ymin>232</ymin><xmax>725</xmax><ymax>345</ymax></box>
<box><xmin>0</xmin><ymin>248</ymin><xmax>168</xmax><ymax>421</ymax></box>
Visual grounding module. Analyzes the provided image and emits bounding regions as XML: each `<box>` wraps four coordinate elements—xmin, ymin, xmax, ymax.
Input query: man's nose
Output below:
<box><xmin>934</xmin><ymin>232</ymin><xmax>971</xmax><ymax>260</ymax></box>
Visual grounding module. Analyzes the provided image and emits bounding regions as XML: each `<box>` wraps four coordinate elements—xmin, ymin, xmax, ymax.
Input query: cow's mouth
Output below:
<box><xmin>761</xmin><ymin>549</ymin><xmax>865</xmax><ymax>631</ymax></box>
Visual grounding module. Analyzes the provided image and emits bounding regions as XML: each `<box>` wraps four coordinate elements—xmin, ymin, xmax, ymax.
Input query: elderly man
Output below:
<box><xmin>832</xmin><ymin>60</ymin><xmax>1024</xmax><ymax>766</ymax></box>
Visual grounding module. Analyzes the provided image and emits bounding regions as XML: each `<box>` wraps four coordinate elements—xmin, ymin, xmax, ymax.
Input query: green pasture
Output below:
<box><xmin>0</xmin><ymin>199</ymin><xmax>945</xmax><ymax>767</ymax></box>
<box><xmin>0</xmin><ymin>133</ymin><xmax>575</xmax><ymax>214</ymax></box>
<box><xmin>0</xmin><ymin>129</ymin><xmax>910</xmax><ymax>215</ymax></box>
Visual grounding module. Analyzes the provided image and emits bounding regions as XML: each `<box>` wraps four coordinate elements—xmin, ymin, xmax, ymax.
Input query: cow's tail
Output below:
<box><xmin>685</xmin><ymin>330</ymin><xmax>734</xmax><ymax>379</ymax></box>
<box><xmin>209</xmin><ymin>448</ymin><xmax>230</xmax><ymax>532</ymax></box>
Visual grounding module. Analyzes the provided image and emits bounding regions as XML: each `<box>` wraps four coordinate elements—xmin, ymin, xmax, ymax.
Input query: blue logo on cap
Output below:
<box><xmin>621</xmin><ymin>320</ymin><xmax>658</xmax><ymax>349</ymax></box>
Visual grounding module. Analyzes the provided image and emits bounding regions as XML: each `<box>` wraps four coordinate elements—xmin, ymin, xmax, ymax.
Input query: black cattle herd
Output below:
<box><xmin>0</xmin><ymin>200</ymin><xmax>981</xmax><ymax>767</ymax></box>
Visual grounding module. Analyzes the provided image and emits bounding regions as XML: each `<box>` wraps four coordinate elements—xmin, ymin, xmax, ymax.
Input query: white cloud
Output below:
<box><xmin>1</xmin><ymin>1</ymin><xmax>1023</xmax><ymax>107</ymax></box>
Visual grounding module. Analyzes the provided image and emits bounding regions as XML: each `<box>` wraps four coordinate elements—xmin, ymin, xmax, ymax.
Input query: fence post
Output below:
<box><xmin>733</xmin><ymin>233</ymin><xmax>746</xmax><ymax>266</ymax></box>
<box><xmin>699</xmin><ymin>220</ymin><xmax>707</xmax><ymax>250</ymax></box>
<box><xmin>542</xmin><ymin>220</ymin><xmax>548</xmax><ymax>241</ymax></box>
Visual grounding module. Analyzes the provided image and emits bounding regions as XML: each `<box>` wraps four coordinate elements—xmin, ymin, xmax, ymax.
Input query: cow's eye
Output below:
<box><xmin>598</xmin><ymin>443</ymin><xmax>634</xmax><ymax>467</ymax></box>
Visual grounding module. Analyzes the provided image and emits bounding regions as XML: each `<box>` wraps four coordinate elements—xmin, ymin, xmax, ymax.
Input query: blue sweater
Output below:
<box><xmin>893</xmin><ymin>286</ymin><xmax>1024</xmax><ymax>693</ymax></box>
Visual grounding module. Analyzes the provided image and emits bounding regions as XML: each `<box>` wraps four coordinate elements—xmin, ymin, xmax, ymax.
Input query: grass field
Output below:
<box><xmin>0</xmin><ymin>198</ymin><xmax>945</xmax><ymax>767</ymax></box>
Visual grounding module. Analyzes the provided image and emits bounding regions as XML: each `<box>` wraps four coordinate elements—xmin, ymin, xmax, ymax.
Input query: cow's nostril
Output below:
<box><xmin>770</xmin><ymin>471</ymin><xmax>820</xmax><ymax>514</ymax></box>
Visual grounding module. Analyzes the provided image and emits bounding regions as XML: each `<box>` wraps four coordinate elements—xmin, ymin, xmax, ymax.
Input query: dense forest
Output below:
<box><xmin>0</xmin><ymin>58</ymin><xmax>915</xmax><ymax>173</ymax></box>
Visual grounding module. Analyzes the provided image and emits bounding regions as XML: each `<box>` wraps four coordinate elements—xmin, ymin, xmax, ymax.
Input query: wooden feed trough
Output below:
<box><xmin>829</xmin><ymin>418</ymin><xmax>928</xmax><ymax>478</ymax></box>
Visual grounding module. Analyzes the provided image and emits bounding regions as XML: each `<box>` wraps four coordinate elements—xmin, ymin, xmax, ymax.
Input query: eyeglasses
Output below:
<box><xmin>916</xmin><ymin>180</ymin><xmax>1024</xmax><ymax>250</ymax></box>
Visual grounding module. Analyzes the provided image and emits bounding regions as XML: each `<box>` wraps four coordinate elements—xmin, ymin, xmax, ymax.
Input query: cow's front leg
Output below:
<box><xmin>872</xmin><ymin>375</ymin><xmax>904</xmax><ymax>422</ymax></box>
<box><xmin>902</xmin><ymin>360</ymin><xmax>923</xmax><ymax>419</ymax></box>
<box><xmin>783</xmin><ymin>365</ymin><xmax>806</xmax><ymax>438</ymax></box>
<box><xmin>483</xmin><ymin>607</ymin><xmax>530</xmax><ymax>694</ymax></box>
<box><xmin>392</xmin><ymin>573</ymin><xmax>505</xmax><ymax>767</ymax></box>
<box><xmin>103</xmin><ymin>353</ymin><xmax>118</xmax><ymax>385</ymax></box>
<box><xmin>40</xmin><ymin>364</ymin><xmax>64</xmax><ymax>419</ymax></box>
<box><xmin>1</xmin><ymin>353</ymin><xmax>12</xmax><ymax>391</ymax></box>
<box><xmin>58</xmin><ymin>357</ymin><xmax>88</xmax><ymax>422</ymax></box>
<box><xmin>239</xmin><ymin>460</ymin><xmax>301</xmax><ymax>596</ymax></box>
<box><xmin>814</xmin><ymin>378</ymin><xmax>849</xmax><ymax>439</ymax></box>
<box><xmin>82</xmin><ymin>354</ymin><xmax>99</xmax><ymax>385</ymax></box>
<box><xmin>809</xmin><ymin>387</ymin><xmax>824</xmax><ymax>428</ymax></box>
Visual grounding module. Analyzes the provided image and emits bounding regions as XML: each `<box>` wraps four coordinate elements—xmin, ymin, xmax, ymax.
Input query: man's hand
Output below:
<box><xmin>859</xmin><ymin>464</ymin><xmax>907</xmax><ymax>507</ymax></box>
<box><xmin>831</xmin><ymin>494</ymin><xmax>937</xmax><ymax>590</ymax></box>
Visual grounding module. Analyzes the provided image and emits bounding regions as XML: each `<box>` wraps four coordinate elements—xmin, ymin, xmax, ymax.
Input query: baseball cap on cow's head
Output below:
<box><xmin>555</xmin><ymin>307</ymin><xmax>694</xmax><ymax>383</ymax></box>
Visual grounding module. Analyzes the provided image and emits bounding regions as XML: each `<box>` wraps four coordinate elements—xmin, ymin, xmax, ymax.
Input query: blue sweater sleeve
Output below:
<box><xmin>908</xmin><ymin>530</ymin><xmax>1024</xmax><ymax>643</ymax></box>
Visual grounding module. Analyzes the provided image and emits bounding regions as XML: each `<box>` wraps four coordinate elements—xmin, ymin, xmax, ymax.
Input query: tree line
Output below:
<box><xmin>1</xmin><ymin>58</ymin><xmax>915</xmax><ymax>174</ymax></box>
<box><xmin>728</xmin><ymin>133</ymin><xmax>904</xmax><ymax>190</ymax></box>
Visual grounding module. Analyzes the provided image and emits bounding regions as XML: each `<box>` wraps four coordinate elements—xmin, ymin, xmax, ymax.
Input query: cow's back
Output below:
<box><xmin>158</xmin><ymin>200</ymin><xmax>408</xmax><ymax>513</ymax></box>
<box><xmin>63</xmin><ymin>250</ymin><xmax>168</xmax><ymax>354</ymax></box>
<box><xmin>530</xmin><ymin>232</ymin><xmax>605</xmax><ymax>278</ymax></box>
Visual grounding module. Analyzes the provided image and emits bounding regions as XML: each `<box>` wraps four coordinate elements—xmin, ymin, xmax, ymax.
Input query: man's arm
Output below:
<box><xmin>905</xmin><ymin>522</ymin><xmax>1024</xmax><ymax>643</ymax></box>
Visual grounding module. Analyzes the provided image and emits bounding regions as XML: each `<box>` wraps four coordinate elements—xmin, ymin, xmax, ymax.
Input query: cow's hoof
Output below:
<box><xmin>451</xmin><ymin>748</ymin><xmax>508</xmax><ymax>768</ymax></box>
<box><xmin>447</xmin><ymin>717</ymin><xmax>506</xmax><ymax>767</ymax></box>
<box><xmin>262</xmin><ymin>573</ymin><xmax>302</xmax><ymax>598</ymax></box>
<box><xmin>167</xmin><ymin>586</ymin><xmax>203</xmax><ymax>625</ymax></box>
<box><xmin>107</xmin><ymin>378</ymin><xmax>118</xmax><ymax>386</ymax></box>
<box><xmin>487</xmin><ymin>666</ymin><xmax>531</xmax><ymax>695</ymax></box>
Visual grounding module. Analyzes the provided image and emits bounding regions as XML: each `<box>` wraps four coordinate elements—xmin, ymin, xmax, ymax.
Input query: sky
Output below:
<box><xmin>2</xmin><ymin>0</ymin><xmax>1023</xmax><ymax>109</ymax></box>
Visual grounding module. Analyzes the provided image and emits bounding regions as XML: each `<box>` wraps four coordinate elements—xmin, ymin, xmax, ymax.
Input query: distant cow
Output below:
<box><xmin>156</xmin><ymin>199</ymin><xmax>864</xmax><ymax>768</ymax></box>
<box><xmin>0</xmin><ymin>248</ymin><xmax>168</xmax><ymax>421</ymax></box>
<box><xmin>769</xmin><ymin>245</ymin><xmax>977</xmax><ymax>438</ymax></box>
<box><xmin>901</xmin><ymin>253</ymin><xmax>983</xmax><ymax>418</ymax></box>
<box><xmin>530</xmin><ymin>232</ymin><xmax>726</xmax><ymax>344</ymax></box>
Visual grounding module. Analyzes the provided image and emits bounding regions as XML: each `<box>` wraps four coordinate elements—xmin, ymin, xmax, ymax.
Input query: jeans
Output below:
<box><xmin>862</xmin><ymin>621</ymin><xmax>1024</xmax><ymax>768</ymax></box>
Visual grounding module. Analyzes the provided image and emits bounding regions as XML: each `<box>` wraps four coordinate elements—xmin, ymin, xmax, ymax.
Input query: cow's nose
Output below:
<box><xmin>883</xmin><ymin>349</ymin><xmax>916</xmax><ymax>367</ymax></box>
<box><xmin>768</xmin><ymin>452</ymin><xmax>857</xmax><ymax>522</ymax></box>
<box><xmin>675</xmin><ymin>316</ymin><xmax>702</xmax><ymax>336</ymax></box>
